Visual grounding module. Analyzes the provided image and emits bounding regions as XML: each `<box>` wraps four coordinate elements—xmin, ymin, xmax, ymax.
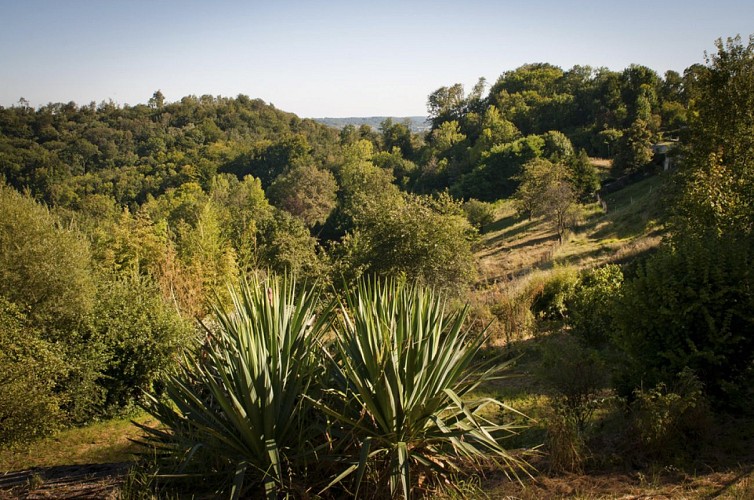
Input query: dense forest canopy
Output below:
<box><xmin>1</xmin><ymin>59</ymin><xmax>689</xmax><ymax>210</ymax></box>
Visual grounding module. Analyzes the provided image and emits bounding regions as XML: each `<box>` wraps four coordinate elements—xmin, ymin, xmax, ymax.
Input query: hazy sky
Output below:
<box><xmin>1</xmin><ymin>0</ymin><xmax>752</xmax><ymax>117</ymax></box>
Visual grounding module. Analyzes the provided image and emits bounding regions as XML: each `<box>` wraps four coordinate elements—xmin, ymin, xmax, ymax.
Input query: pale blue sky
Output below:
<box><xmin>1</xmin><ymin>0</ymin><xmax>752</xmax><ymax>117</ymax></box>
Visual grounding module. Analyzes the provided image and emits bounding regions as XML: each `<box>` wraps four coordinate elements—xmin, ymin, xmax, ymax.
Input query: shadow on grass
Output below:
<box><xmin>485</xmin><ymin>213</ymin><xmax>520</xmax><ymax>234</ymax></box>
<box><xmin>507</xmin><ymin>233</ymin><xmax>558</xmax><ymax>252</ymax></box>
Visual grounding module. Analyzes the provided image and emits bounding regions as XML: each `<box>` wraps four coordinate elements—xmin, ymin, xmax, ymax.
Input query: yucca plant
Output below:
<box><xmin>137</xmin><ymin>274</ymin><xmax>333</xmax><ymax>499</ymax></box>
<box><xmin>316</xmin><ymin>277</ymin><xmax>530</xmax><ymax>499</ymax></box>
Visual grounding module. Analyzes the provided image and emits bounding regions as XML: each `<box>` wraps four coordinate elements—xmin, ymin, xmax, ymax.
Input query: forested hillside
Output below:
<box><xmin>0</xmin><ymin>57</ymin><xmax>691</xmax><ymax>298</ymax></box>
<box><xmin>1</xmin><ymin>34</ymin><xmax>754</xmax><ymax>500</ymax></box>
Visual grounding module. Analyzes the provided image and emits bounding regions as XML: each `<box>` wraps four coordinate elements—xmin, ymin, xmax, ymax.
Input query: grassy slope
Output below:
<box><xmin>467</xmin><ymin>170</ymin><xmax>754</xmax><ymax>498</ymax></box>
<box><xmin>476</xmin><ymin>172</ymin><xmax>666</xmax><ymax>285</ymax></box>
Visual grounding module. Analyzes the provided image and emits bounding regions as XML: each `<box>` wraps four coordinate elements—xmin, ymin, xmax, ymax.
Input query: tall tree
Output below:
<box><xmin>427</xmin><ymin>83</ymin><xmax>466</xmax><ymax>129</ymax></box>
<box><xmin>674</xmin><ymin>35</ymin><xmax>754</xmax><ymax>235</ymax></box>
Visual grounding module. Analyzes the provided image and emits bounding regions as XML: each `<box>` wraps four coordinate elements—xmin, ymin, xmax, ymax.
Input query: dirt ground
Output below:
<box><xmin>485</xmin><ymin>467</ymin><xmax>754</xmax><ymax>499</ymax></box>
<box><xmin>2</xmin><ymin>462</ymin><xmax>752</xmax><ymax>499</ymax></box>
<box><xmin>0</xmin><ymin>463</ymin><xmax>127</xmax><ymax>499</ymax></box>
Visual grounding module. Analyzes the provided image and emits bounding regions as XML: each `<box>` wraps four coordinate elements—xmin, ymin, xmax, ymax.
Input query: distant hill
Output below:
<box><xmin>312</xmin><ymin>116</ymin><xmax>430</xmax><ymax>133</ymax></box>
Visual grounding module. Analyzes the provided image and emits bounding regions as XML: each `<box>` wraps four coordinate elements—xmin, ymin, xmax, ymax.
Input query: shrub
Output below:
<box><xmin>537</xmin><ymin>335</ymin><xmax>608</xmax><ymax>430</ymax></box>
<box><xmin>490</xmin><ymin>283</ymin><xmax>537</xmax><ymax>344</ymax></box>
<box><xmin>567</xmin><ymin>264</ymin><xmax>623</xmax><ymax>347</ymax></box>
<box><xmin>462</xmin><ymin>198</ymin><xmax>496</xmax><ymax>231</ymax></box>
<box><xmin>94</xmin><ymin>276</ymin><xmax>194</xmax><ymax>417</ymax></box>
<box><xmin>139</xmin><ymin>274</ymin><xmax>333</xmax><ymax>498</ymax></box>
<box><xmin>316</xmin><ymin>278</ymin><xmax>530</xmax><ymax>498</ymax></box>
<box><xmin>0</xmin><ymin>297</ymin><xmax>67</xmax><ymax>447</ymax></box>
<box><xmin>544</xmin><ymin>404</ymin><xmax>586</xmax><ymax>473</ymax></box>
<box><xmin>612</xmin><ymin>234</ymin><xmax>754</xmax><ymax>409</ymax></box>
<box><xmin>530</xmin><ymin>267</ymin><xmax>579</xmax><ymax>321</ymax></box>
<box><xmin>628</xmin><ymin>369</ymin><xmax>712</xmax><ymax>461</ymax></box>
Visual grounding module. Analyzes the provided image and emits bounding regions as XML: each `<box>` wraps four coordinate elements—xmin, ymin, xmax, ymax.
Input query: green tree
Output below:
<box><xmin>268</xmin><ymin>163</ymin><xmax>338</xmax><ymax>227</ymax></box>
<box><xmin>148</xmin><ymin>90</ymin><xmax>166</xmax><ymax>110</ymax></box>
<box><xmin>333</xmin><ymin>139</ymin><xmax>401</xmax><ymax>232</ymax></box>
<box><xmin>613</xmin><ymin>117</ymin><xmax>654</xmax><ymax>173</ymax></box>
<box><xmin>0</xmin><ymin>183</ymin><xmax>104</xmax><ymax>424</ymax></box>
<box><xmin>340</xmin><ymin>192</ymin><xmax>477</xmax><ymax>293</ymax></box>
<box><xmin>567</xmin><ymin>149</ymin><xmax>600</xmax><ymax>200</ymax></box>
<box><xmin>514</xmin><ymin>158</ymin><xmax>580</xmax><ymax>243</ymax></box>
<box><xmin>210</xmin><ymin>174</ymin><xmax>273</xmax><ymax>273</ymax></box>
<box><xmin>178</xmin><ymin>200</ymin><xmax>238</xmax><ymax>310</ymax></box>
<box><xmin>454</xmin><ymin>134</ymin><xmax>545</xmax><ymax>201</ymax></box>
<box><xmin>674</xmin><ymin>35</ymin><xmax>754</xmax><ymax>235</ymax></box>
<box><xmin>427</xmin><ymin>83</ymin><xmax>466</xmax><ymax>128</ymax></box>
<box><xmin>542</xmin><ymin>130</ymin><xmax>575</xmax><ymax>160</ymax></box>
<box><xmin>469</xmin><ymin>105</ymin><xmax>522</xmax><ymax>164</ymax></box>
<box><xmin>481</xmin><ymin>105</ymin><xmax>521</xmax><ymax>144</ymax></box>
<box><xmin>379</xmin><ymin>118</ymin><xmax>416</xmax><ymax>159</ymax></box>
<box><xmin>259</xmin><ymin>210</ymin><xmax>325</xmax><ymax>279</ymax></box>
<box><xmin>430</xmin><ymin>119</ymin><xmax>466</xmax><ymax>153</ymax></box>
<box><xmin>371</xmin><ymin>148</ymin><xmax>417</xmax><ymax>187</ymax></box>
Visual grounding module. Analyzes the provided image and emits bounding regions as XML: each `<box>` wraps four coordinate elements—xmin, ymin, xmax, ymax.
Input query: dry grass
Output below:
<box><xmin>476</xmin><ymin>174</ymin><xmax>665</xmax><ymax>289</ymax></box>
<box><xmin>481</xmin><ymin>467</ymin><xmax>754</xmax><ymax>499</ymax></box>
<box><xmin>0</xmin><ymin>415</ymin><xmax>153</xmax><ymax>472</ymax></box>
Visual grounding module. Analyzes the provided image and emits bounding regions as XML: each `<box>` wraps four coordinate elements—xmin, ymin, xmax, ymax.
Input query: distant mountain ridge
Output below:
<box><xmin>312</xmin><ymin>116</ymin><xmax>430</xmax><ymax>133</ymax></box>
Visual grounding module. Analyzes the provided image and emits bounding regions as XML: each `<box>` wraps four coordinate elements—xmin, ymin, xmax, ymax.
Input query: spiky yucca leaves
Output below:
<box><xmin>317</xmin><ymin>278</ymin><xmax>530</xmax><ymax>499</ymax></box>
<box><xmin>138</xmin><ymin>274</ymin><xmax>333</xmax><ymax>499</ymax></box>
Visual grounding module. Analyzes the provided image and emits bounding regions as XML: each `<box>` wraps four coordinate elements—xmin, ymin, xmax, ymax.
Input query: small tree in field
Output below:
<box><xmin>514</xmin><ymin>158</ymin><xmax>580</xmax><ymax>243</ymax></box>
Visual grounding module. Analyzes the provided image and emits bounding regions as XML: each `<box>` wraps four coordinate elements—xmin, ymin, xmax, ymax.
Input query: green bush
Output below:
<box><xmin>628</xmin><ymin>369</ymin><xmax>712</xmax><ymax>461</ymax></box>
<box><xmin>531</xmin><ymin>267</ymin><xmax>579</xmax><ymax>321</ymax></box>
<box><xmin>612</xmin><ymin>234</ymin><xmax>754</xmax><ymax>409</ymax></box>
<box><xmin>490</xmin><ymin>284</ymin><xmax>537</xmax><ymax>343</ymax></box>
<box><xmin>537</xmin><ymin>335</ymin><xmax>608</xmax><ymax>430</ymax></box>
<box><xmin>537</xmin><ymin>335</ymin><xmax>609</xmax><ymax>472</ymax></box>
<box><xmin>566</xmin><ymin>264</ymin><xmax>623</xmax><ymax>347</ymax></box>
<box><xmin>0</xmin><ymin>298</ymin><xmax>67</xmax><ymax>447</ymax></box>
<box><xmin>94</xmin><ymin>276</ymin><xmax>194</xmax><ymax>417</ymax></box>
<box><xmin>462</xmin><ymin>198</ymin><xmax>496</xmax><ymax>231</ymax></box>
<box><xmin>543</xmin><ymin>404</ymin><xmax>586</xmax><ymax>473</ymax></box>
